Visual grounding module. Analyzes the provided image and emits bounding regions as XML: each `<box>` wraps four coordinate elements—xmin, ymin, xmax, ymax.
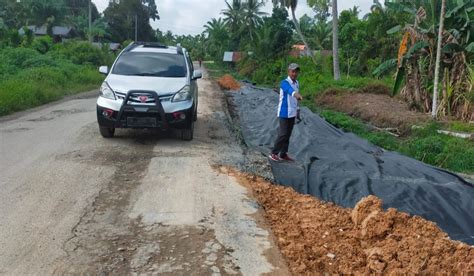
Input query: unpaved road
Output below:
<box><xmin>0</xmin><ymin>69</ymin><xmax>289</xmax><ymax>275</ymax></box>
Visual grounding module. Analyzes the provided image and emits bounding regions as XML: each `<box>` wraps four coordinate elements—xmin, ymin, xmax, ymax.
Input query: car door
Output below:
<box><xmin>185</xmin><ymin>52</ymin><xmax>198</xmax><ymax>109</ymax></box>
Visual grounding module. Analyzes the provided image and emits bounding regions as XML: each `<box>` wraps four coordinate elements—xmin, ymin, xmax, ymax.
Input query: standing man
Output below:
<box><xmin>269</xmin><ymin>63</ymin><xmax>303</xmax><ymax>162</ymax></box>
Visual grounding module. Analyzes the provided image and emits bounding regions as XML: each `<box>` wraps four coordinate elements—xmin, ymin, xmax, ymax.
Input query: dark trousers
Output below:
<box><xmin>272</xmin><ymin>117</ymin><xmax>295</xmax><ymax>156</ymax></box>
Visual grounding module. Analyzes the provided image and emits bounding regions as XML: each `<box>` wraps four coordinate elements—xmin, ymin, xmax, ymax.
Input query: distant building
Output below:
<box><xmin>289</xmin><ymin>44</ymin><xmax>311</xmax><ymax>57</ymax></box>
<box><xmin>223</xmin><ymin>51</ymin><xmax>249</xmax><ymax>62</ymax></box>
<box><xmin>18</xmin><ymin>26</ymin><xmax>75</xmax><ymax>42</ymax></box>
<box><xmin>289</xmin><ymin>44</ymin><xmax>332</xmax><ymax>58</ymax></box>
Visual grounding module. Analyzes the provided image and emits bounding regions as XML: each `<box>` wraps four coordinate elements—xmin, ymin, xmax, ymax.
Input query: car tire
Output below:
<box><xmin>99</xmin><ymin>126</ymin><xmax>115</xmax><ymax>138</ymax></box>
<box><xmin>181</xmin><ymin>122</ymin><xmax>194</xmax><ymax>141</ymax></box>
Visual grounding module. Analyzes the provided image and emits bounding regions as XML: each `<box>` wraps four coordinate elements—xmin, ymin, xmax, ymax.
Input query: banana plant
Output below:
<box><xmin>383</xmin><ymin>0</ymin><xmax>473</xmax><ymax>120</ymax></box>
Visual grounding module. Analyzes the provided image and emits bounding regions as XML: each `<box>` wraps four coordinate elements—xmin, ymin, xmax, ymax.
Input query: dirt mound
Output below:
<box><xmin>360</xmin><ymin>83</ymin><xmax>392</xmax><ymax>95</ymax></box>
<box><xmin>317</xmin><ymin>92</ymin><xmax>428</xmax><ymax>135</ymax></box>
<box><xmin>221</xmin><ymin>167</ymin><xmax>474</xmax><ymax>274</ymax></box>
<box><xmin>217</xmin><ymin>74</ymin><xmax>241</xmax><ymax>90</ymax></box>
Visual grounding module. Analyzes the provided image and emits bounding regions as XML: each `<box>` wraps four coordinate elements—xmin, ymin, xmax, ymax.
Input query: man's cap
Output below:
<box><xmin>288</xmin><ymin>63</ymin><xmax>300</xmax><ymax>71</ymax></box>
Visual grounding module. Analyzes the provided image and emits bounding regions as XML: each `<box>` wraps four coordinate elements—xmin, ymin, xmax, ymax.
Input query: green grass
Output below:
<box><xmin>445</xmin><ymin>121</ymin><xmax>474</xmax><ymax>133</ymax></box>
<box><xmin>0</xmin><ymin>42</ymin><xmax>112</xmax><ymax>116</ymax></box>
<box><xmin>319</xmin><ymin>110</ymin><xmax>473</xmax><ymax>173</ymax></box>
<box><xmin>0</xmin><ymin>65</ymin><xmax>103</xmax><ymax>115</ymax></box>
<box><xmin>205</xmin><ymin>62</ymin><xmax>243</xmax><ymax>80</ymax></box>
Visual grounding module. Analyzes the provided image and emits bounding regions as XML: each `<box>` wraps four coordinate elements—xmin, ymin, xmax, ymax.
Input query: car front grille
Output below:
<box><xmin>114</xmin><ymin>91</ymin><xmax>173</xmax><ymax>103</ymax></box>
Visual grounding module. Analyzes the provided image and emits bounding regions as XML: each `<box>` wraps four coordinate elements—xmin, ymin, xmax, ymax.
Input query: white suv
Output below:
<box><xmin>96</xmin><ymin>42</ymin><xmax>202</xmax><ymax>140</ymax></box>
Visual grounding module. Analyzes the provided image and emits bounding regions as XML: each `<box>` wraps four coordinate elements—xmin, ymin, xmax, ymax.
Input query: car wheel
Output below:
<box><xmin>181</xmin><ymin>122</ymin><xmax>194</xmax><ymax>141</ymax></box>
<box><xmin>99</xmin><ymin>126</ymin><xmax>115</xmax><ymax>138</ymax></box>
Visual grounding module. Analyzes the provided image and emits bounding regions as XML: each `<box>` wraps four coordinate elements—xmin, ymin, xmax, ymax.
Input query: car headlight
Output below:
<box><xmin>172</xmin><ymin>85</ymin><xmax>192</xmax><ymax>102</ymax></box>
<box><xmin>99</xmin><ymin>82</ymin><xmax>116</xmax><ymax>100</ymax></box>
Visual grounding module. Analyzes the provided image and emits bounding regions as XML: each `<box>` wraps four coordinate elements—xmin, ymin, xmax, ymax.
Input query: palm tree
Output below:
<box><xmin>90</xmin><ymin>18</ymin><xmax>110</xmax><ymax>42</ymax></box>
<box><xmin>242</xmin><ymin>0</ymin><xmax>266</xmax><ymax>43</ymax></box>
<box><xmin>222</xmin><ymin>0</ymin><xmax>244</xmax><ymax>50</ymax></box>
<box><xmin>272</xmin><ymin>0</ymin><xmax>316</xmax><ymax>63</ymax></box>
<box><xmin>313</xmin><ymin>20</ymin><xmax>331</xmax><ymax>50</ymax></box>
<box><xmin>332</xmin><ymin>0</ymin><xmax>341</xmax><ymax>80</ymax></box>
<box><xmin>203</xmin><ymin>18</ymin><xmax>229</xmax><ymax>59</ymax></box>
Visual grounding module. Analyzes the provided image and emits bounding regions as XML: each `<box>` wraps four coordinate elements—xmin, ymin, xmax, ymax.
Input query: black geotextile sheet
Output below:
<box><xmin>227</xmin><ymin>85</ymin><xmax>474</xmax><ymax>244</ymax></box>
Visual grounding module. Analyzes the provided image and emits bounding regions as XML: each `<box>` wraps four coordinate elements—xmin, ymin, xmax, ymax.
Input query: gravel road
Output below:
<box><xmin>0</xmin><ymin>69</ymin><xmax>288</xmax><ymax>275</ymax></box>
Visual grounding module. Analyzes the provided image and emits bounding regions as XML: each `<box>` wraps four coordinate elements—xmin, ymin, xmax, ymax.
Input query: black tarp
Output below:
<box><xmin>228</xmin><ymin>85</ymin><xmax>474</xmax><ymax>244</ymax></box>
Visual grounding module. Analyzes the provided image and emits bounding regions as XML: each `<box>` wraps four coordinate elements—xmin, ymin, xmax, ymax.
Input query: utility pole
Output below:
<box><xmin>135</xmin><ymin>14</ymin><xmax>138</xmax><ymax>41</ymax></box>
<box><xmin>88</xmin><ymin>0</ymin><xmax>92</xmax><ymax>43</ymax></box>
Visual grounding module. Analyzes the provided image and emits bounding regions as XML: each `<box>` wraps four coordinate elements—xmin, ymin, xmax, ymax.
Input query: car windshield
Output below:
<box><xmin>112</xmin><ymin>52</ymin><xmax>187</xmax><ymax>77</ymax></box>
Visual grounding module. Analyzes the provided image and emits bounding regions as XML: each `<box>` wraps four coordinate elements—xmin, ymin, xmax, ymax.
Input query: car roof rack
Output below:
<box><xmin>124</xmin><ymin>41</ymin><xmax>169</xmax><ymax>52</ymax></box>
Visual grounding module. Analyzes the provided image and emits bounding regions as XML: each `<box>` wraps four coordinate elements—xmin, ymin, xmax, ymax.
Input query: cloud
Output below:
<box><xmin>92</xmin><ymin>0</ymin><xmax>374</xmax><ymax>36</ymax></box>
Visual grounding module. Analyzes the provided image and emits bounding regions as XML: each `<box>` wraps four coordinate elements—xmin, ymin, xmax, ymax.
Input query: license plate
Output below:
<box><xmin>127</xmin><ymin>117</ymin><xmax>157</xmax><ymax>127</ymax></box>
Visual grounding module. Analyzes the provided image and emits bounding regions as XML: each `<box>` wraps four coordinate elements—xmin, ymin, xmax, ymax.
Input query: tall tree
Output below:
<box><xmin>27</xmin><ymin>0</ymin><xmax>66</xmax><ymax>35</ymax></box>
<box><xmin>272</xmin><ymin>0</ymin><xmax>316</xmax><ymax>63</ymax></box>
<box><xmin>222</xmin><ymin>0</ymin><xmax>244</xmax><ymax>50</ymax></box>
<box><xmin>242</xmin><ymin>0</ymin><xmax>266</xmax><ymax>43</ymax></box>
<box><xmin>103</xmin><ymin>0</ymin><xmax>159</xmax><ymax>42</ymax></box>
<box><xmin>254</xmin><ymin>7</ymin><xmax>293</xmax><ymax>57</ymax></box>
<box><xmin>313</xmin><ymin>20</ymin><xmax>331</xmax><ymax>50</ymax></box>
<box><xmin>431</xmin><ymin>0</ymin><xmax>446</xmax><ymax>118</ymax></box>
<box><xmin>307</xmin><ymin>0</ymin><xmax>330</xmax><ymax>23</ymax></box>
<box><xmin>332</xmin><ymin>0</ymin><xmax>340</xmax><ymax>80</ymax></box>
<box><xmin>0</xmin><ymin>0</ymin><xmax>29</xmax><ymax>28</ymax></box>
<box><xmin>203</xmin><ymin>18</ymin><xmax>229</xmax><ymax>59</ymax></box>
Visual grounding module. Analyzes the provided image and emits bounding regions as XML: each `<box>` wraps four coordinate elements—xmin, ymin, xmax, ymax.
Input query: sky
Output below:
<box><xmin>92</xmin><ymin>0</ymin><xmax>375</xmax><ymax>36</ymax></box>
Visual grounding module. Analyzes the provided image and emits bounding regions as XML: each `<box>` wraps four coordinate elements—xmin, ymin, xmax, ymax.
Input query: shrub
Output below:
<box><xmin>50</xmin><ymin>41</ymin><xmax>114</xmax><ymax>66</ymax></box>
<box><xmin>31</xmin><ymin>36</ymin><xmax>54</xmax><ymax>54</ymax></box>
<box><xmin>0</xmin><ymin>42</ymin><xmax>104</xmax><ymax>116</ymax></box>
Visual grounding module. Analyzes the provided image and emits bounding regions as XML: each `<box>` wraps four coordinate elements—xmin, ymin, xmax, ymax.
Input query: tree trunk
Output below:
<box><xmin>431</xmin><ymin>0</ymin><xmax>445</xmax><ymax>118</ymax></box>
<box><xmin>332</xmin><ymin>0</ymin><xmax>341</xmax><ymax>80</ymax></box>
<box><xmin>290</xmin><ymin>7</ymin><xmax>316</xmax><ymax>64</ymax></box>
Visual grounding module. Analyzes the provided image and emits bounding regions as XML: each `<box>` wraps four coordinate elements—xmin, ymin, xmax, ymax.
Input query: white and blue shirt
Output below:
<box><xmin>277</xmin><ymin>77</ymin><xmax>299</xmax><ymax>118</ymax></box>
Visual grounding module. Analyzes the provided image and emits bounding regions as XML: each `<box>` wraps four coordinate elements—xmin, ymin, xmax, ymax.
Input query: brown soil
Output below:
<box><xmin>317</xmin><ymin>91</ymin><xmax>429</xmax><ymax>135</ymax></box>
<box><xmin>217</xmin><ymin>74</ymin><xmax>241</xmax><ymax>90</ymax></box>
<box><xmin>220</xmin><ymin>167</ymin><xmax>474</xmax><ymax>274</ymax></box>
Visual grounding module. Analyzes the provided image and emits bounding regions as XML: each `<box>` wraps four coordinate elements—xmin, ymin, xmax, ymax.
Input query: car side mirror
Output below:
<box><xmin>99</xmin><ymin>66</ymin><xmax>109</xmax><ymax>75</ymax></box>
<box><xmin>192</xmin><ymin>70</ymin><xmax>202</xmax><ymax>80</ymax></box>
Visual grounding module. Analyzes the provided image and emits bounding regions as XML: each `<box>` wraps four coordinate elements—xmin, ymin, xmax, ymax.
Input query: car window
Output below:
<box><xmin>112</xmin><ymin>52</ymin><xmax>187</xmax><ymax>77</ymax></box>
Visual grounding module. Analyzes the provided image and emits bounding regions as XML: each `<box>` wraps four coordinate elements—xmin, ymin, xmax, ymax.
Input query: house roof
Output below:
<box><xmin>292</xmin><ymin>44</ymin><xmax>306</xmax><ymax>51</ymax></box>
<box><xmin>19</xmin><ymin>26</ymin><xmax>73</xmax><ymax>36</ymax></box>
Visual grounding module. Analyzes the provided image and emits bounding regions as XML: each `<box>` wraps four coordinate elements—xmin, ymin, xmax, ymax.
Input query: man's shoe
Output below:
<box><xmin>269</xmin><ymin>154</ymin><xmax>282</xmax><ymax>161</ymax></box>
<box><xmin>280</xmin><ymin>154</ymin><xmax>295</xmax><ymax>162</ymax></box>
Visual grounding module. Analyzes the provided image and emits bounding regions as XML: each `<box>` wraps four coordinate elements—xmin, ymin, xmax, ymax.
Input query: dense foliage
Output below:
<box><xmin>0</xmin><ymin>0</ymin><xmax>159</xmax><ymax>42</ymax></box>
<box><xmin>0</xmin><ymin>39</ymin><xmax>114</xmax><ymax>115</ymax></box>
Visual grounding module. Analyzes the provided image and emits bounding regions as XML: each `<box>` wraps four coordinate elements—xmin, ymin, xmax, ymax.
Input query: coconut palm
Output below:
<box><xmin>222</xmin><ymin>0</ymin><xmax>244</xmax><ymax>50</ymax></box>
<box><xmin>272</xmin><ymin>0</ymin><xmax>316</xmax><ymax>62</ymax></box>
<box><xmin>203</xmin><ymin>18</ymin><xmax>230</xmax><ymax>59</ymax></box>
<box><xmin>242</xmin><ymin>0</ymin><xmax>266</xmax><ymax>43</ymax></box>
<box><xmin>313</xmin><ymin>20</ymin><xmax>331</xmax><ymax>50</ymax></box>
